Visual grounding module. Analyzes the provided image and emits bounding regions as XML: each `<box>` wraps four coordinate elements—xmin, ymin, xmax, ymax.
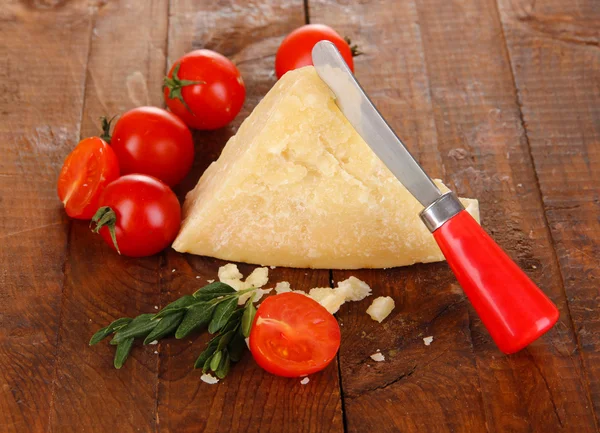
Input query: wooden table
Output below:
<box><xmin>1</xmin><ymin>0</ymin><xmax>598</xmax><ymax>432</ymax></box>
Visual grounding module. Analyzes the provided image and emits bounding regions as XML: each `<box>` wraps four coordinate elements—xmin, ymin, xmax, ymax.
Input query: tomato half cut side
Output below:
<box><xmin>57</xmin><ymin>137</ymin><xmax>120</xmax><ymax>220</ymax></box>
<box><xmin>249</xmin><ymin>293</ymin><xmax>341</xmax><ymax>377</ymax></box>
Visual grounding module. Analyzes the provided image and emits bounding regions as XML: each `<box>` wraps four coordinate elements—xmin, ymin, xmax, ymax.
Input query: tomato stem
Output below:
<box><xmin>99</xmin><ymin>115</ymin><xmax>117</xmax><ymax>144</ymax></box>
<box><xmin>344</xmin><ymin>36</ymin><xmax>363</xmax><ymax>57</ymax></box>
<box><xmin>90</xmin><ymin>206</ymin><xmax>121</xmax><ymax>254</ymax></box>
<box><xmin>163</xmin><ymin>63</ymin><xmax>205</xmax><ymax>115</ymax></box>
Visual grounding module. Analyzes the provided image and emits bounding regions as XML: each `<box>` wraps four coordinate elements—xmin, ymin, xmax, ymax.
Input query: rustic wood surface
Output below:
<box><xmin>0</xmin><ymin>0</ymin><xmax>598</xmax><ymax>432</ymax></box>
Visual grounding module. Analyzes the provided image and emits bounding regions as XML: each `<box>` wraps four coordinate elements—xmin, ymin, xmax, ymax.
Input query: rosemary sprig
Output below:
<box><xmin>90</xmin><ymin>282</ymin><xmax>257</xmax><ymax>377</ymax></box>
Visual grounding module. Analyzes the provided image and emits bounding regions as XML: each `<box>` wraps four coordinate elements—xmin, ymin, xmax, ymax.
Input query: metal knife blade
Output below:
<box><xmin>311</xmin><ymin>40</ymin><xmax>442</xmax><ymax>208</ymax></box>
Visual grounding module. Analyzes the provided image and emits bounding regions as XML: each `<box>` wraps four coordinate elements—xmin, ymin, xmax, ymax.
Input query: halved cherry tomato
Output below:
<box><xmin>57</xmin><ymin>137</ymin><xmax>119</xmax><ymax>220</ymax></box>
<box><xmin>91</xmin><ymin>174</ymin><xmax>181</xmax><ymax>257</ymax></box>
<box><xmin>110</xmin><ymin>107</ymin><xmax>194</xmax><ymax>187</ymax></box>
<box><xmin>164</xmin><ymin>50</ymin><xmax>246</xmax><ymax>130</ymax></box>
<box><xmin>275</xmin><ymin>24</ymin><xmax>356</xmax><ymax>79</ymax></box>
<box><xmin>249</xmin><ymin>292</ymin><xmax>341</xmax><ymax>377</ymax></box>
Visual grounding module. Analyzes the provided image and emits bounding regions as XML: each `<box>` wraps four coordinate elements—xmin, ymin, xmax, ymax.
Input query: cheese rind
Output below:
<box><xmin>173</xmin><ymin>66</ymin><xmax>479</xmax><ymax>269</ymax></box>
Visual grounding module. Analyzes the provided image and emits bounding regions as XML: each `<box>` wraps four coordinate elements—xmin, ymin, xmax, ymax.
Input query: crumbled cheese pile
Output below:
<box><xmin>217</xmin><ymin>264</ymin><xmax>395</xmax><ymax>320</ymax></box>
<box><xmin>218</xmin><ymin>264</ymin><xmax>272</xmax><ymax>305</ymax></box>
<box><xmin>279</xmin><ymin>276</ymin><xmax>372</xmax><ymax>314</ymax></box>
<box><xmin>366</xmin><ymin>296</ymin><xmax>395</xmax><ymax>322</ymax></box>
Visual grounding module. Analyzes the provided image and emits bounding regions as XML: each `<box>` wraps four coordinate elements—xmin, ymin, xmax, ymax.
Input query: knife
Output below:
<box><xmin>312</xmin><ymin>40</ymin><xmax>559</xmax><ymax>354</ymax></box>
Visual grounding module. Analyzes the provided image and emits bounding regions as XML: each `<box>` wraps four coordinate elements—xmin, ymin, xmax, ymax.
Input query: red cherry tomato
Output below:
<box><xmin>164</xmin><ymin>50</ymin><xmax>246</xmax><ymax>130</ymax></box>
<box><xmin>249</xmin><ymin>293</ymin><xmax>341</xmax><ymax>377</ymax></box>
<box><xmin>57</xmin><ymin>137</ymin><xmax>120</xmax><ymax>220</ymax></box>
<box><xmin>91</xmin><ymin>174</ymin><xmax>181</xmax><ymax>257</ymax></box>
<box><xmin>110</xmin><ymin>107</ymin><xmax>194</xmax><ymax>187</ymax></box>
<box><xmin>275</xmin><ymin>24</ymin><xmax>355</xmax><ymax>79</ymax></box>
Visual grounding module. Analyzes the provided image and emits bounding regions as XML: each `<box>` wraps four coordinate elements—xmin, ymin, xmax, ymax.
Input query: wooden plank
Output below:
<box><xmin>307</xmin><ymin>2</ymin><xmax>490</xmax><ymax>432</ymax></box>
<box><xmin>0</xmin><ymin>2</ymin><xmax>92</xmax><ymax>432</ymax></box>
<box><xmin>496</xmin><ymin>0</ymin><xmax>600</xmax><ymax>426</ymax></box>
<box><xmin>310</xmin><ymin>0</ymin><xmax>598</xmax><ymax>432</ymax></box>
<box><xmin>46</xmin><ymin>1</ymin><xmax>169</xmax><ymax>432</ymax></box>
<box><xmin>158</xmin><ymin>1</ymin><xmax>344</xmax><ymax>432</ymax></box>
<box><xmin>398</xmin><ymin>0</ymin><xmax>597</xmax><ymax>431</ymax></box>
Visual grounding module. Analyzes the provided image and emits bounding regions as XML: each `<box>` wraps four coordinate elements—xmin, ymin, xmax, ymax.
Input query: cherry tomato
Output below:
<box><xmin>275</xmin><ymin>24</ymin><xmax>355</xmax><ymax>79</ymax></box>
<box><xmin>164</xmin><ymin>50</ymin><xmax>246</xmax><ymax>130</ymax></box>
<box><xmin>249</xmin><ymin>292</ymin><xmax>341</xmax><ymax>377</ymax></box>
<box><xmin>57</xmin><ymin>137</ymin><xmax>120</xmax><ymax>220</ymax></box>
<box><xmin>91</xmin><ymin>174</ymin><xmax>181</xmax><ymax>257</ymax></box>
<box><xmin>110</xmin><ymin>107</ymin><xmax>194</xmax><ymax>187</ymax></box>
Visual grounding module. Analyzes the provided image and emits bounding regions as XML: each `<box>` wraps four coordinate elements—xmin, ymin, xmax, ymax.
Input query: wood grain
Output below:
<box><xmin>497</xmin><ymin>0</ymin><xmax>600</xmax><ymax>427</ymax></box>
<box><xmin>308</xmin><ymin>1</ymin><xmax>489</xmax><ymax>432</ymax></box>
<box><xmin>0</xmin><ymin>2</ymin><xmax>92</xmax><ymax>432</ymax></box>
<box><xmin>47</xmin><ymin>1</ymin><xmax>168</xmax><ymax>432</ymax></box>
<box><xmin>157</xmin><ymin>1</ymin><xmax>344</xmax><ymax>432</ymax></box>
<box><xmin>411</xmin><ymin>0</ymin><xmax>597</xmax><ymax>431</ymax></box>
<box><xmin>310</xmin><ymin>0</ymin><xmax>598</xmax><ymax>431</ymax></box>
<box><xmin>1</xmin><ymin>0</ymin><xmax>599</xmax><ymax>432</ymax></box>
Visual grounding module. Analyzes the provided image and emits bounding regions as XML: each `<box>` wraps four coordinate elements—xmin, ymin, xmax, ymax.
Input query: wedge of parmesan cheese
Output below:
<box><xmin>366</xmin><ymin>296</ymin><xmax>395</xmax><ymax>323</ymax></box>
<box><xmin>173</xmin><ymin>66</ymin><xmax>479</xmax><ymax>269</ymax></box>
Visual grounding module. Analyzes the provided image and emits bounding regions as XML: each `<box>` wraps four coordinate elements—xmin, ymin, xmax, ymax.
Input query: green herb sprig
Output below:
<box><xmin>90</xmin><ymin>282</ymin><xmax>257</xmax><ymax>378</ymax></box>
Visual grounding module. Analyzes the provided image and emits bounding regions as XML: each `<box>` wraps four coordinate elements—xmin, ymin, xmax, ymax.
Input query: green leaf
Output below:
<box><xmin>112</xmin><ymin>314</ymin><xmax>156</xmax><ymax>344</ymax></box>
<box><xmin>202</xmin><ymin>353</ymin><xmax>213</xmax><ymax>373</ymax></box>
<box><xmin>241</xmin><ymin>298</ymin><xmax>256</xmax><ymax>338</ymax></box>
<box><xmin>220</xmin><ymin>309</ymin><xmax>243</xmax><ymax>334</ymax></box>
<box><xmin>209</xmin><ymin>350</ymin><xmax>222</xmax><ymax>371</ymax></box>
<box><xmin>114</xmin><ymin>337</ymin><xmax>134</xmax><ymax>369</ymax></box>
<box><xmin>154</xmin><ymin>295</ymin><xmax>196</xmax><ymax>319</ymax></box>
<box><xmin>175</xmin><ymin>302</ymin><xmax>215</xmax><ymax>339</ymax></box>
<box><xmin>208</xmin><ymin>297</ymin><xmax>238</xmax><ymax>334</ymax></box>
<box><xmin>89</xmin><ymin>317</ymin><xmax>132</xmax><ymax>345</ymax></box>
<box><xmin>216</xmin><ymin>330</ymin><xmax>235</xmax><ymax>352</ymax></box>
<box><xmin>215</xmin><ymin>352</ymin><xmax>231</xmax><ymax>379</ymax></box>
<box><xmin>194</xmin><ymin>344</ymin><xmax>217</xmax><ymax>369</ymax></box>
<box><xmin>143</xmin><ymin>311</ymin><xmax>184</xmax><ymax>344</ymax></box>
<box><xmin>228</xmin><ymin>332</ymin><xmax>246</xmax><ymax>362</ymax></box>
<box><xmin>193</xmin><ymin>282</ymin><xmax>236</xmax><ymax>301</ymax></box>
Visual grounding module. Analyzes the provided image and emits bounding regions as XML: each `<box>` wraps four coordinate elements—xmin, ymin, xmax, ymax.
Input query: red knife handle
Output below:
<box><xmin>432</xmin><ymin>209</ymin><xmax>559</xmax><ymax>354</ymax></box>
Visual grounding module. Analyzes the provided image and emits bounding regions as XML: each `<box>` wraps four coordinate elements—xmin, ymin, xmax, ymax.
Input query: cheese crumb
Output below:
<box><xmin>200</xmin><ymin>373</ymin><xmax>219</xmax><ymax>385</ymax></box>
<box><xmin>336</xmin><ymin>276</ymin><xmax>371</xmax><ymax>301</ymax></box>
<box><xmin>218</xmin><ymin>263</ymin><xmax>243</xmax><ymax>281</ymax></box>
<box><xmin>274</xmin><ymin>281</ymin><xmax>291</xmax><ymax>293</ymax></box>
<box><xmin>423</xmin><ymin>336</ymin><xmax>434</xmax><ymax>346</ymax></box>
<box><xmin>219</xmin><ymin>264</ymin><xmax>269</xmax><ymax>295</ymax></box>
<box><xmin>370</xmin><ymin>352</ymin><xmax>385</xmax><ymax>362</ymax></box>
<box><xmin>196</xmin><ymin>276</ymin><xmax>201</xmax><ymax>279</ymax></box>
<box><xmin>148</xmin><ymin>340</ymin><xmax>158</xmax><ymax>345</ymax></box>
<box><xmin>207</xmin><ymin>279</ymin><xmax>215</xmax><ymax>283</ymax></box>
<box><xmin>308</xmin><ymin>287</ymin><xmax>334</xmax><ymax>303</ymax></box>
<box><xmin>366</xmin><ymin>296</ymin><xmax>395</xmax><ymax>322</ymax></box>
<box><xmin>270</xmin><ymin>266</ymin><xmax>276</xmax><ymax>269</ymax></box>
<box><xmin>154</xmin><ymin>306</ymin><xmax>159</xmax><ymax>310</ymax></box>
<box><xmin>171</xmin><ymin>269</ymin><xmax>176</xmax><ymax>273</ymax></box>
<box><xmin>319</xmin><ymin>293</ymin><xmax>346</xmax><ymax>314</ymax></box>
<box><xmin>300</xmin><ymin>377</ymin><xmax>310</xmax><ymax>385</ymax></box>
<box><xmin>245</xmin><ymin>267</ymin><xmax>269</xmax><ymax>288</ymax></box>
